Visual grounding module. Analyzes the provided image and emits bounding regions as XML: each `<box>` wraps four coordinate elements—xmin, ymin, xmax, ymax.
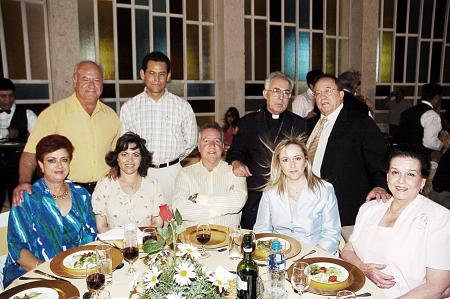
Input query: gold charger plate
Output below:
<box><xmin>287</xmin><ymin>257</ymin><xmax>365</xmax><ymax>295</ymax></box>
<box><xmin>253</xmin><ymin>233</ymin><xmax>302</xmax><ymax>262</ymax></box>
<box><xmin>0</xmin><ymin>280</ymin><xmax>79</xmax><ymax>299</ymax></box>
<box><xmin>179</xmin><ymin>224</ymin><xmax>228</xmax><ymax>249</ymax></box>
<box><xmin>50</xmin><ymin>244</ymin><xmax>123</xmax><ymax>278</ymax></box>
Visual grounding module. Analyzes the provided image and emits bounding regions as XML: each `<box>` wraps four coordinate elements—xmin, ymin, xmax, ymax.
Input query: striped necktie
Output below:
<box><xmin>307</xmin><ymin>117</ymin><xmax>328</xmax><ymax>162</ymax></box>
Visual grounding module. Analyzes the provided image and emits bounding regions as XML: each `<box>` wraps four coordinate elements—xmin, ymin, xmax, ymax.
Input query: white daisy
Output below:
<box><xmin>208</xmin><ymin>273</ymin><xmax>229</xmax><ymax>293</ymax></box>
<box><xmin>176</xmin><ymin>243</ymin><xmax>201</xmax><ymax>260</ymax></box>
<box><xmin>144</xmin><ymin>266</ymin><xmax>161</xmax><ymax>289</ymax></box>
<box><xmin>166</xmin><ymin>292</ymin><xmax>186</xmax><ymax>299</ymax></box>
<box><xmin>174</xmin><ymin>261</ymin><xmax>196</xmax><ymax>286</ymax></box>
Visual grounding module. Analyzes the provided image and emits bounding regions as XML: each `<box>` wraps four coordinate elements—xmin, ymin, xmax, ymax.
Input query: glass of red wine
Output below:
<box><xmin>85</xmin><ymin>263</ymin><xmax>106</xmax><ymax>298</ymax></box>
<box><xmin>123</xmin><ymin>232</ymin><xmax>139</xmax><ymax>275</ymax></box>
<box><xmin>196</xmin><ymin>224</ymin><xmax>211</xmax><ymax>258</ymax></box>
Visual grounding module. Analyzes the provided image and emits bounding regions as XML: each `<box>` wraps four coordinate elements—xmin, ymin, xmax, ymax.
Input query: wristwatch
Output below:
<box><xmin>188</xmin><ymin>193</ymin><xmax>198</xmax><ymax>203</ymax></box>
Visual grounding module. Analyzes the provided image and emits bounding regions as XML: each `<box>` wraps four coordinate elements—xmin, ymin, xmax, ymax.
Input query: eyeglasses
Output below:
<box><xmin>267</xmin><ymin>88</ymin><xmax>291</xmax><ymax>98</ymax></box>
<box><xmin>313</xmin><ymin>87</ymin><xmax>339</xmax><ymax>97</ymax></box>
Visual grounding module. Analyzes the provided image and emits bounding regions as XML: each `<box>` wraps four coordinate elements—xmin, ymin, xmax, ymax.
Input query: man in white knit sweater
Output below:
<box><xmin>172</xmin><ymin>122</ymin><xmax>247</xmax><ymax>226</ymax></box>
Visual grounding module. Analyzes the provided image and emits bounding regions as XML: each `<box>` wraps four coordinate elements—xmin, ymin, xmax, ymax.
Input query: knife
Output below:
<box><xmin>97</xmin><ymin>238</ymin><xmax>123</xmax><ymax>252</ymax></box>
<box><xmin>34</xmin><ymin>269</ymin><xmax>71</xmax><ymax>283</ymax></box>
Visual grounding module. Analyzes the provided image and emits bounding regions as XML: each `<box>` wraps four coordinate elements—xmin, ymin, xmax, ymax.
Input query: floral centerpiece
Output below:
<box><xmin>140</xmin><ymin>205</ymin><xmax>231</xmax><ymax>299</ymax></box>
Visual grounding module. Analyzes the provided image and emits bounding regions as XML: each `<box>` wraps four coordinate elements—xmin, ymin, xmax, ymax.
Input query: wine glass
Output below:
<box><xmin>123</xmin><ymin>232</ymin><xmax>139</xmax><ymax>275</ymax></box>
<box><xmin>85</xmin><ymin>263</ymin><xmax>106</xmax><ymax>298</ymax></box>
<box><xmin>196</xmin><ymin>224</ymin><xmax>211</xmax><ymax>258</ymax></box>
<box><xmin>290</xmin><ymin>262</ymin><xmax>311</xmax><ymax>297</ymax></box>
<box><xmin>336</xmin><ymin>290</ymin><xmax>356</xmax><ymax>299</ymax></box>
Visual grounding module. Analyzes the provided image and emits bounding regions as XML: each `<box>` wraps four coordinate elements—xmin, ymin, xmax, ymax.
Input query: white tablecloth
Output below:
<box><xmin>6</xmin><ymin>241</ymin><xmax>386</xmax><ymax>299</ymax></box>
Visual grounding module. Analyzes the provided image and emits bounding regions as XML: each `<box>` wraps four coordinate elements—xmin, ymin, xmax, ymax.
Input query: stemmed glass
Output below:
<box><xmin>123</xmin><ymin>226</ymin><xmax>139</xmax><ymax>275</ymax></box>
<box><xmin>85</xmin><ymin>263</ymin><xmax>105</xmax><ymax>298</ymax></box>
<box><xmin>196</xmin><ymin>224</ymin><xmax>211</xmax><ymax>258</ymax></box>
<box><xmin>336</xmin><ymin>290</ymin><xmax>356</xmax><ymax>299</ymax></box>
<box><xmin>290</xmin><ymin>262</ymin><xmax>311</xmax><ymax>297</ymax></box>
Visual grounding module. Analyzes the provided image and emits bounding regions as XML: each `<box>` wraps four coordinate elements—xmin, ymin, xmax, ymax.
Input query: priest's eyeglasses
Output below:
<box><xmin>267</xmin><ymin>88</ymin><xmax>291</xmax><ymax>98</ymax></box>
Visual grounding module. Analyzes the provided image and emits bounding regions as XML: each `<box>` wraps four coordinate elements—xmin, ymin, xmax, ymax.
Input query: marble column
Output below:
<box><xmin>215</xmin><ymin>1</ymin><xmax>246</xmax><ymax>122</ymax></box>
<box><xmin>47</xmin><ymin>0</ymin><xmax>81</xmax><ymax>102</ymax></box>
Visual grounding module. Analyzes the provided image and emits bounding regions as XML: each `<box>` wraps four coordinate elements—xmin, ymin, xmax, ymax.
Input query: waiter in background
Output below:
<box><xmin>0</xmin><ymin>78</ymin><xmax>37</xmax><ymax>209</ymax></box>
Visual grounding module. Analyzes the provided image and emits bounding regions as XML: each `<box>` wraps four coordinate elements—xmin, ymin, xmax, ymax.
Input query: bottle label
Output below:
<box><xmin>236</xmin><ymin>275</ymin><xmax>248</xmax><ymax>291</ymax></box>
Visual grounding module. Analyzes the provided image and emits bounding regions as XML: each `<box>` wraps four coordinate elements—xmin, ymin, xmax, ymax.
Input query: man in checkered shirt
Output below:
<box><xmin>120</xmin><ymin>51</ymin><xmax>198</xmax><ymax>204</ymax></box>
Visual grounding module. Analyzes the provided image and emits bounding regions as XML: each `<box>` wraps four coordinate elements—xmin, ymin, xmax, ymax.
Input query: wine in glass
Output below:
<box><xmin>196</xmin><ymin>224</ymin><xmax>211</xmax><ymax>258</ymax></box>
<box><xmin>290</xmin><ymin>262</ymin><xmax>311</xmax><ymax>297</ymax></box>
<box><xmin>123</xmin><ymin>233</ymin><xmax>139</xmax><ymax>275</ymax></box>
<box><xmin>85</xmin><ymin>264</ymin><xmax>106</xmax><ymax>298</ymax></box>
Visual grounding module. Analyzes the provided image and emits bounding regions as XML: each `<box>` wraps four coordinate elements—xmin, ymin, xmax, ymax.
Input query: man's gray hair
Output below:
<box><xmin>264</xmin><ymin>71</ymin><xmax>294</xmax><ymax>91</ymax></box>
<box><xmin>199</xmin><ymin>122</ymin><xmax>224</xmax><ymax>143</ymax></box>
<box><xmin>73</xmin><ymin>60</ymin><xmax>104</xmax><ymax>79</ymax></box>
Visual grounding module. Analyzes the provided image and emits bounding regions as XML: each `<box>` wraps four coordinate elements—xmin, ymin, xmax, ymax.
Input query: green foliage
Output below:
<box><xmin>143</xmin><ymin>239</ymin><xmax>165</xmax><ymax>255</ymax></box>
<box><xmin>175</xmin><ymin>209</ymin><xmax>183</xmax><ymax>226</ymax></box>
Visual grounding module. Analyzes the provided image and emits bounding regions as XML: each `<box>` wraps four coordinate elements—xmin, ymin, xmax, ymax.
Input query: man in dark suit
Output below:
<box><xmin>396</xmin><ymin>83</ymin><xmax>448</xmax><ymax>154</ymax></box>
<box><xmin>0</xmin><ymin>78</ymin><xmax>37</xmax><ymax>209</ymax></box>
<box><xmin>307</xmin><ymin>74</ymin><xmax>389</xmax><ymax>226</ymax></box>
<box><xmin>227</xmin><ymin>71</ymin><xmax>306</xmax><ymax>229</ymax></box>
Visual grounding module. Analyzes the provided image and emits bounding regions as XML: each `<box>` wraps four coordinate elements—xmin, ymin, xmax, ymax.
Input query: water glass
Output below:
<box><xmin>96</xmin><ymin>244</ymin><xmax>113</xmax><ymax>285</ymax></box>
<box><xmin>228</xmin><ymin>224</ymin><xmax>242</xmax><ymax>260</ymax></box>
<box><xmin>290</xmin><ymin>262</ymin><xmax>311</xmax><ymax>297</ymax></box>
<box><xmin>258</xmin><ymin>272</ymin><xmax>287</xmax><ymax>299</ymax></box>
<box><xmin>124</xmin><ymin>223</ymin><xmax>137</xmax><ymax>239</ymax></box>
<box><xmin>336</xmin><ymin>290</ymin><xmax>356</xmax><ymax>298</ymax></box>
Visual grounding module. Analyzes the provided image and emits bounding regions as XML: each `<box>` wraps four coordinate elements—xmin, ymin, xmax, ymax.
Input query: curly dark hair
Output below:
<box><xmin>387</xmin><ymin>144</ymin><xmax>430</xmax><ymax>178</ymax></box>
<box><xmin>105</xmin><ymin>132</ymin><xmax>153</xmax><ymax>177</ymax></box>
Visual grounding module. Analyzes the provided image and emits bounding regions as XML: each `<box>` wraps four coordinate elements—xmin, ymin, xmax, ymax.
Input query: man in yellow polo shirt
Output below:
<box><xmin>13</xmin><ymin>60</ymin><xmax>121</xmax><ymax>200</ymax></box>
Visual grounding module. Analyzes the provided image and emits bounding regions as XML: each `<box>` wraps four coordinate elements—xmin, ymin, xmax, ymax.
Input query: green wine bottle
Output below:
<box><xmin>237</xmin><ymin>233</ymin><xmax>258</xmax><ymax>299</ymax></box>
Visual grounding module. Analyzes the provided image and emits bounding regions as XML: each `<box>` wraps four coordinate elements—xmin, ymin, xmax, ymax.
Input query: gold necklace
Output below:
<box><xmin>50</xmin><ymin>185</ymin><xmax>69</xmax><ymax>200</ymax></box>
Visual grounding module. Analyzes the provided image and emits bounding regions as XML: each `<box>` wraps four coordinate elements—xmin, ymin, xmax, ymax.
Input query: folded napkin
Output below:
<box><xmin>98</xmin><ymin>227</ymin><xmax>145</xmax><ymax>244</ymax></box>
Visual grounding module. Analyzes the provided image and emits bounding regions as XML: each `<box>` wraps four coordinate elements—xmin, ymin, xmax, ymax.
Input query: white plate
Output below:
<box><xmin>310</xmin><ymin>262</ymin><xmax>349</xmax><ymax>284</ymax></box>
<box><xmin>62</xmin><ymin>250</ymin><xmax>96</xmax><ymax>269</ymax></box>
<box><xmin>257</xmin><ymin>237</ymin><xmax>291</xmax><ymax>251</ymax></box>
<box><xmin>13</xmin><ymin>287</ymin><xmax>59</xmax><ymax>299</ymax></box>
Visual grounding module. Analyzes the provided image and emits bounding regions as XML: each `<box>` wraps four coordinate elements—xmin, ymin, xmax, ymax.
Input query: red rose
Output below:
<box><xmin>159</xmin><ymin>204</ymin><xmax>174</xmax><ymax>221</ymax></box>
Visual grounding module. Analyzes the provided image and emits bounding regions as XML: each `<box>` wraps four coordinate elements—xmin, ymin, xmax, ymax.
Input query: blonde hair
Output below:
<box><xmin>262</xmin><ymin>135</ymin><xmax>323</xmax><ymax>196</ymax></box>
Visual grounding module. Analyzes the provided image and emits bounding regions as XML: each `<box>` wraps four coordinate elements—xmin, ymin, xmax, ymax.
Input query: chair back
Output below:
<box><xmin>0</xmin><ymin>211</ymin><xmax>9</xmax><ymax>256</ymax></box>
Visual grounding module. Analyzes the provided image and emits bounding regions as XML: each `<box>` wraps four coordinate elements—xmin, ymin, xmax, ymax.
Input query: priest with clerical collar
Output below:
<box><xmin>226</xmin><ymin>71</ymin><xmax>306</xmax><ymax>229</ymax></box>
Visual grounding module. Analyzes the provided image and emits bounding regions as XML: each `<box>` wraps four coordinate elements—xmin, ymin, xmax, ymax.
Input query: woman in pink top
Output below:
<box><xmin>342</xmin><ymin>144</ymin><xmax>450</xmax><ymax>298</ymax></box>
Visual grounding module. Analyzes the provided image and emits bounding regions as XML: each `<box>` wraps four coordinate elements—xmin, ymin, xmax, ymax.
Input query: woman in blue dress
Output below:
<box><xmin>3</xmin><ymin>134</ymin><xmax>97</xmax><ymax>287</ymax></box>
<box><xmin>253</xmin><ymin>135</ymin><xmax>341</xmax><ymax>254</ymax></box>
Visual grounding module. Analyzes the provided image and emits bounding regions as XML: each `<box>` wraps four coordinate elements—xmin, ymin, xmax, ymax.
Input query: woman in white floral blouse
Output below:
<box><xmin>92</xmin><ymin>132</ymin><xmax>163</xmax><ymax>232</ymax></box>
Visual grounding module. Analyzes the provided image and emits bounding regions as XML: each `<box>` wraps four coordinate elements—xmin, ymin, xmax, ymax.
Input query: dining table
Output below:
<box><xmin>3</xmin><ymin>238</ymin><xmax>387</xmax><ymax>299</ymax></box>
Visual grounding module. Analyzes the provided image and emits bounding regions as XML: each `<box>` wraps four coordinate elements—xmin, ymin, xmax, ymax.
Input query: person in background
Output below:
<box><xmin>384</xmin><ymin>89</ymin><xmax>412</xmax><ymax>140</ymax></box>
<box><xmin>342</xmin><ymin>144</ymin><xmax>450</xmax><ymax>298</ymax></box>
<box><xmin>13</xmin><ymin>61</ymin><xmax>121</xmax><ymax>200</ymax></box>
<box><xmin>120</xmin><ymin>51</ymin><xmax>198</xmax><ymax>203</ymax></box>
<box><xmin>430</xmin><ymin>148</ymin><xmax>450</xmax><ymax>210</ymax></box>
<box><xmin>222</xmin><ymin>107</ymin><xmax>240</xmax><ymax>149</ymax></box>
<box><xmin>227</xmin><ymin>71</ymin><xmax>306</xmax><ymax>229</ymax></box>
<box><xmin>397</xmin><ymin>83</ymin><xmax>449</xmax><ymax>154</ymax></box>
<box><xmin>172</xmin><ymin>122</ymin><xmax>247</xmax><ymax>227</ymax></box>
<box><xmin>292</xmin><ymin>69</ymin><xmax>323</xmax><ymax>119</ymax></box>
<box><xmin>3</xmin><ymin>135</ymin><xmax>97</xmax><ymax>287</ymax></box>
<box><xmin>92</xmin><ymin>132</ymin><xmax>163</xmax><ymax>233</ymax></box>
<box><xmin>0</xmin><ymin>78</ymin><xmax>37</xmax><ymax>210</ymax></box>
<box><xmin>337</xmin><ymin>70</ymin><xmax>371</xmax><ymax>116</ymax></box>
<box><xmin>253</xmin><ymin>136</ymin><xmax>341</xmax><ymax>254</ymax></box>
